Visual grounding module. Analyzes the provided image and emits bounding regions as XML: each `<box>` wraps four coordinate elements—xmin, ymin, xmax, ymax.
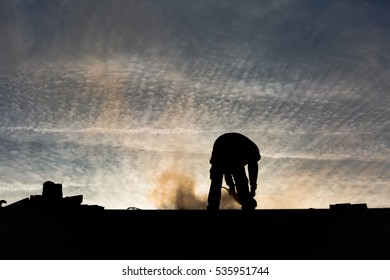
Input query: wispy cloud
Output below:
<box><xmin>0</xmin><ymin>0</ymin><xmax>389</xmax><ymax>209</ymax></box>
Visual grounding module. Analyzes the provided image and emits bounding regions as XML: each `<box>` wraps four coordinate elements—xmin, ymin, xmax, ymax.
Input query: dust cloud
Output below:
<box><xmin>149</xmin><ymin>170</ymin><xmax>240</xmax><ymax>209</ymax></box>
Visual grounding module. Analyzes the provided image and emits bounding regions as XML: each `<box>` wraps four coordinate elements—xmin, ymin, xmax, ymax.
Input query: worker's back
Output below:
<box><xmin>210</xmin><ymin>132</ymin><xmax>261</xmax><ymax>168</ymax></box>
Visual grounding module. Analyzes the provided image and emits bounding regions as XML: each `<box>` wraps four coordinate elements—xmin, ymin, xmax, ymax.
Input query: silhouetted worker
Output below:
<box><xmin>207</xmin><ymin>132</ymin><xmax>261</xmax><ymax>210</ymax></box>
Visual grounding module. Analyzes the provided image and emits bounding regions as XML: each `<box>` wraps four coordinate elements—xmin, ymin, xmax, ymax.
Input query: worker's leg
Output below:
<box><xmin>224</xmin><ymin>172</ymin><xmax>236</xmax><ymax>193</ymax></box>
<box><xmin>232</xmin><ymin>167</ymin><xmax>254</xmax><ymax>210</ymax></box>
<box><xmin>207</xmin><ymin>165</ymin><xmax>223</xmax><ymax>210</ymax></box>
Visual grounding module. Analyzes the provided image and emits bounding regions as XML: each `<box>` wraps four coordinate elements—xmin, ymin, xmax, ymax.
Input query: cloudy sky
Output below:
<box><xmin>0</xmin><ymin>0</ymin><xmax>389</xmax><ymax>210</ymax></box>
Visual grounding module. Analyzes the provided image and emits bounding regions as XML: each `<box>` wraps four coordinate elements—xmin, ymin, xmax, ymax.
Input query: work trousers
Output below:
<box><xmin>207</xmin><ymin>164</ymin><xmax>251</xmax><ymax>210</ymax></box>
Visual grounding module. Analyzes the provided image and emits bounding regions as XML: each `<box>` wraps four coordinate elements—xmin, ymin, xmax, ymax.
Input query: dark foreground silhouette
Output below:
<box><xmin>1</xmin><ymin>182</ymin><xmax>390</xmax><ymax>260</ymax></box>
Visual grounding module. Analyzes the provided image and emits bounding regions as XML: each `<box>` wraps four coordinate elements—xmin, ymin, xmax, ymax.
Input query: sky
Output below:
<box><xmin>0</xmin><ymin>0</ymin><xmax>389</xmax><ymax>210</ymax></box>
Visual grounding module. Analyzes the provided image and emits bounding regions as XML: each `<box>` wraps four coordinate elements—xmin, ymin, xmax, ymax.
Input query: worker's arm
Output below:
<box><xmin>248</xmin><ymin>161</ymin><xmax>258</xmax><ymax>197</ymax></box>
